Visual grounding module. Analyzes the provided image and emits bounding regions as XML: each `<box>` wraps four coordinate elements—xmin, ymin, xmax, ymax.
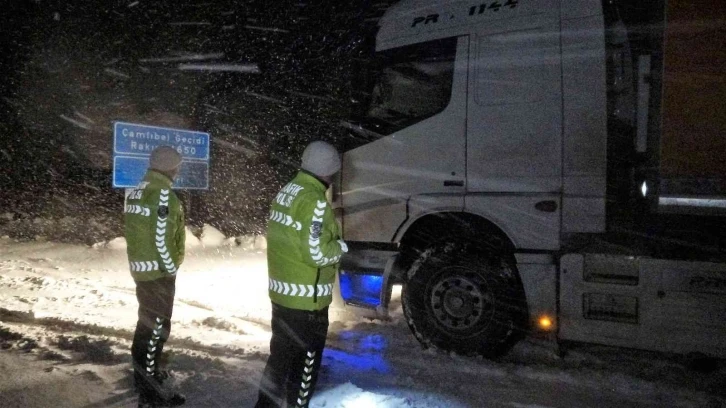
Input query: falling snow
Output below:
<box><xmin>1</xmin><ymin>0</ymin><xmax>385</xmax><ymax>237</ymax></box>
<box><xmin>1</xmin><ymin>1</ymin><xmax>724</xmax><ymax>407</ymax></box>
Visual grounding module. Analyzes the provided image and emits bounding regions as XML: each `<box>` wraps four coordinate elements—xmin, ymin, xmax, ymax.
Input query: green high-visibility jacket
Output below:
<box><xmin>124</xmin><ymin>170</ymin><xmax>185</xmax><ymax>282</ymax></box>
<box><xmin>267</xmin><ymin>171</ymin><xmax>347</xmax><ymax>311</ymax></box>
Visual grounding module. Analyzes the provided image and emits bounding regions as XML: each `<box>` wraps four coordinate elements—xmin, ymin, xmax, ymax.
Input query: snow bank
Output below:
<box><xmin>311</xmin><ymin>382</ymin><xmax>470</xmax><ymax>408</ymax></box>
<box><xmin>199</xmin><ymin>224</ymin><xmax>226</xmax><ymax>247</ymax></box>
<box><xmin>196</xmin><ymin>225</ymin><xmax>267</xmax><ymax>250</ymax></box>
<box><xmin>105</xmin><ymin>237</ymin><xmax>127</xmax><ymax>250</ymax></box>
<box><xmin>91</xmin><ymin>228</ymin><xmax>266</xmax><ymax>252</ymax></box>
<box><xmin>90</xmin><ymin>230</ymin><xmax>203</xmax><ymax>250</ymax></box>
<box><xmin>185</xmin><ymin>226</ymin><xmax>202</xmax><ymax>248</ymax></box>
<box><xmin>312</xmin><ymin>383</ymin><xmax>410</xmax><ymax>408</ymax></box>
<box><xmin>236</xmin><ymin>234</ymin><xmax>267</xmax><ymax>251</ymax></box>
<box><xmin>0</xmin><ymin>213</ymin><xmax>268</xmax><ymax>253</ymax></box>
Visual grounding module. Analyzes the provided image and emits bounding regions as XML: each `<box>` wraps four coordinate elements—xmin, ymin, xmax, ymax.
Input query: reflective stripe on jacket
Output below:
<box><xmin>266</xmin><ymin>171</ymin><xmax>346</xmax><ymax>310</ymax></box>
<box><xmin>124</xmin><ymin>170</ymin><xmax>185</xmax><ymax>282</ymax></box>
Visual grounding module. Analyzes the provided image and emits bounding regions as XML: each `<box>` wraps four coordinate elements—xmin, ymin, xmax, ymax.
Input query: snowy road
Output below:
<box><xmin>0</xmin><ymin>234</ymin><xmax>723</xmax><ymax>408</ymax></box>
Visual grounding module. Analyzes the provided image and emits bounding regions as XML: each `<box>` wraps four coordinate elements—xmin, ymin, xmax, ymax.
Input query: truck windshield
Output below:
<box><xmin>353</xmin><ymin>37</ymin><xmax>457</xmax><ymax>138</ymax></box>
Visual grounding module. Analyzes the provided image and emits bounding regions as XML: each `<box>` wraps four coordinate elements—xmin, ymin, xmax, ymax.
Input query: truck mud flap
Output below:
<box><xmin>339</xmin><ymin>249</ymin><xmax>398</xmax><ymax>316</ymax></box>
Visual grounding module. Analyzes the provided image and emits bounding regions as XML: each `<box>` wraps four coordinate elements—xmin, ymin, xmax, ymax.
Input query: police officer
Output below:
<box><xmin>256</xmin><ymin>141</ymin><xmax>348</xmax><ymax>408</ymax></box>
<box><xmin>125</xmin><ymin>146</ymin><xmax>186</xmax><ymax>408</ymax></box>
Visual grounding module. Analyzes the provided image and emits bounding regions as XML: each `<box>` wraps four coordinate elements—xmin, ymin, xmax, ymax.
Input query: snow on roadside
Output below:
<box><xmin>89</xmin><ymin>224</ymin><xmax>266</xmax><ymax>251</ymax></box>
<box><xmin>199</xmin><ymin>223</ymin><xmax>227</xmax><ymax>247</ymax></box>
<box><xmin>0</xmin><ymin>236</ymin><xmax>724</xmax><ymax>408</ymax></box>
<box><xmin>311</xmin><ymin>382</ymin><xmax>450</xmax><ymax>408</ymax></box>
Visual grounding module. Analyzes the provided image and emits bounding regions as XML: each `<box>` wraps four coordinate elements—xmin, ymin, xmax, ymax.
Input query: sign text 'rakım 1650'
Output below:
<box><xmin>113</xmin><ymin>122</ymin><xmax>210</xmax><ymax>189</ymax></box>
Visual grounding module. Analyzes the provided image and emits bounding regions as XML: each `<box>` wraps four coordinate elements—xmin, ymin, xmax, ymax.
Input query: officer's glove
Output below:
<box><xmin>337</xmin><ymin>239</ymin><xmax>349</xmax><ymax>253</ymax></box>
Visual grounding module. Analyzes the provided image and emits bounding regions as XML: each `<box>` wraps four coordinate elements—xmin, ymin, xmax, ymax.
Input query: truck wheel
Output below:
<box><xmin>402</xmin><ymin>242</ymin><xmax>528</xmax><ymax>358</ymax></box>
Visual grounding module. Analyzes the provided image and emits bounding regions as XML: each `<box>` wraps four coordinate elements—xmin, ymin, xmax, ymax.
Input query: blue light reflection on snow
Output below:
<box><xmin>323</xmin><ymin>348</ymin><xmax>390</xmax><ymax>374</ymax></box>
<box><xmin>336</xmin><ymin>332</ymin><xmax>388</xmax><ymax>351</ymax></box>
<box><xmin>360</xmin><ymin>334</ymin><xmax>387</xmax><ymax>352</ymax></box>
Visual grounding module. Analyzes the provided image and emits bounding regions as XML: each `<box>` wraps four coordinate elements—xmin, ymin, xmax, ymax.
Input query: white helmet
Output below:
<box><xmin>301</xmin><ymin>141</ymin><xmax>341</xmax><ymax>177</ymax></box>
<box><xmin>149</xmin><ymin>145</ymin><xmax>182</xmax><ymax>171</ymax></box>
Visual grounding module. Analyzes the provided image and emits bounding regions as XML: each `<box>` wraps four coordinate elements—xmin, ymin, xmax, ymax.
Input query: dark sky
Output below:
<box><xmin>0</xmin><ymin>0</ymin><xmax>390</xmax><ymax>235</ymax></box>
<box><xmin>0</xmin><ymin>0</ymin><xmax>722</xmax><ymax>239</ymax></box>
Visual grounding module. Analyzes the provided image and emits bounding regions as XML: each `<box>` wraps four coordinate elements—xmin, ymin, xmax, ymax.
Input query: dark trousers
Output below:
<box><xmin>131</xmin><ymin>276</ymin><xmax>176</xmax><ymax>398</ymax></box>
<box><xmin>255</xmin><ymin>303</ymin><xmax>329</xmax><ymax>408</ymax></box>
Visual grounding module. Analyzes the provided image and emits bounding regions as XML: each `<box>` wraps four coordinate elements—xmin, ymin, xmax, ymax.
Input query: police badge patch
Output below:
<box><xmin>310</xmin><ymin>221</ymin><xmax>322</xmax><ymax>239</ymax></box>
<box><xmin>158</xmin><ymin>206</ymin><xmax>169</xmax><ymax>218</ymax></box>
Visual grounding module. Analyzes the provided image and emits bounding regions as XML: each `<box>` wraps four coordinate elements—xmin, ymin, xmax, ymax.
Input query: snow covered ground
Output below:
<box><xmin>0</xmin><ymin>229</ymin><xmax>724</xmax><ymax>408</ymax></box>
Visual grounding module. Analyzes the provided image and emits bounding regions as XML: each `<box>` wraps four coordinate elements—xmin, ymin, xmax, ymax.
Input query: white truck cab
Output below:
<box><xmin>335</xmin><ymin>0</ymin><xmax>726</xmax><ymax>358</ymax></box>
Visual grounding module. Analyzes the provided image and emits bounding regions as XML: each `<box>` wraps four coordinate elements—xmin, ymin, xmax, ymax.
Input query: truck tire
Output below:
<box><xmin>402</xmin><ymin>241</ymin><xmax>527</xmax><ymax>358</ymax></box>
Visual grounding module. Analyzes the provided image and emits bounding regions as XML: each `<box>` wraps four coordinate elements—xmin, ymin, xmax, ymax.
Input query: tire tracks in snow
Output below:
<box><xmin>0</xmin><ymin>307</ymin><xmax>256</xmax><ymax>359</ymax></box>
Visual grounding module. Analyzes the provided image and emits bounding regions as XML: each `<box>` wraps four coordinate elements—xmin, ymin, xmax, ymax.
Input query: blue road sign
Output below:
<box><xmin>112</xmin><ymin>122</ymin><xmax>210</xmax><ymax>189</ymax></box>
<box><xmin>113</xmin><ymin>157</ymin><xmax>209</xmax><ymax>190</ymax></box>
<box><xmin>114</xmin><ymin>122</ymin><xmax>209</xmax><ymax>160</ymax></box>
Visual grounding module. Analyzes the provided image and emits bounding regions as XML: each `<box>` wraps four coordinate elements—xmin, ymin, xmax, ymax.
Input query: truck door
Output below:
<box><xmin>465</xmin><ymin>19</ymin><xmax>563</xmax><ymax>252</ymax></box>
<box><xmin>340</xmin><ymin>36</ymin><xmax>469</xmax><ymax>243</ymax></box>
<box><xmin>466</xmin><ymin>22</ymin><xmax>562</xmax><ymax>194</ymax></box>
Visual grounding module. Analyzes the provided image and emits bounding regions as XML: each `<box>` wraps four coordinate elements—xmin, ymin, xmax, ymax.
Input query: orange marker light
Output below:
<box><xmin>538</xmin><ymin>316</ymin><xmax>553</xmax><ymax>330</ymax></box>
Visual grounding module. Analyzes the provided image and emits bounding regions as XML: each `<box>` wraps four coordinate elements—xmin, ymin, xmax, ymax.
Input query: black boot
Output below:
<box><xmin>138</xmin><ymin>392</ymin><xmax>186</xmax><ymax>408</ymax></box>
<box><xmin>137</xmin><ymin>371</ymin><xmax>186</xmax><ymax>407</ymax></box>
